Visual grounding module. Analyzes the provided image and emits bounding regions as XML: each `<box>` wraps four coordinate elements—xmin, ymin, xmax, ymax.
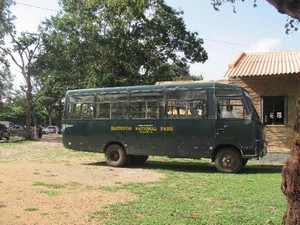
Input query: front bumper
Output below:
<box><xmin>256</xmin><ymin>139</ymin><xmax>267</xmax><ymax>158</ymax></box>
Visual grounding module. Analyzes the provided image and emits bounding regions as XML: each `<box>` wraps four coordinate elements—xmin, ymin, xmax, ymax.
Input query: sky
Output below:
<box><xmin>10</xmin><ymin>0</ymin><xmax>300</xmax><ymax>85</ymax></box>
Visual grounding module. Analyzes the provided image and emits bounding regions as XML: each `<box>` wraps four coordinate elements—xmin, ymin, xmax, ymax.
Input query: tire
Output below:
<box><xmin>215</xmin><ymin>148</ymin><xmax>243</xmax><ymax>173</ymax></box>
<box><xmin>242</xmin><ymin>159</ymin><xmax>248</xmax><ymax>167</ymax></box>
<box><xmin>105</xmin><ymin>144</ymin><xmax>127</xmax><ymax>167</ymax></box>
<box><xmin>128</xmin><ymin>155</ymin><xmax>149</xmax><ymax>165</ymax></box>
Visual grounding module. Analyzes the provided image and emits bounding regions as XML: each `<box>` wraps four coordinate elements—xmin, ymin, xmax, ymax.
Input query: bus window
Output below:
<box><xmin>167</xmin><ymin>90</ymin><xmax>207</xmax><ymax>119</ymax></box>
<box><xmin>97</xmin><ymin>103</ymin><xmax>110</xmax><ymax>118</ymax></box>
<box><xmin>68</xmin><ymin>95</ymin><xmax>94</xmax><ymax>119</ymax></box>
<box><xmin>96</xmin><ymin>94</ymin><xmax>127</xmax><ymax>119</ymax></box>
<box><xmin>218</xmin><ymin>99</ymin><xmax>250</xmax><ymax>119</ymax></box>
<box><xmin>129</xmin><ymin>92</ymin><xmax>164</xmax><ymax>119</ymax></box>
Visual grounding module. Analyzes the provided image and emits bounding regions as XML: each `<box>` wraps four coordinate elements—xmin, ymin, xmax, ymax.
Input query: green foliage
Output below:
<box><xmin>0</xmin><ymin>61</ymin><xmax>12</xmax><ymax>101</ymax></box>
<box><xmin>0</xmin><ymin>0</ymin><xmax>15</xmax><ymax>43</ymax></box>
<box><xmin>0</xmin><ymin>92</ymin><xmax>26</xmax><ymax>123</ymax></box>
<box><xmin>211</xmin><ymin>0</ymin><xmax>257</xmax><ymax>12</ymax></box>
<box><xmin>0</xmin><ymin>0</ymin><xmax>14</xmax><ymax>102</ymax></box>
<box><xmin>35</xmin><ymin>0</ymin><xmax>207</xmax><ymax>88</ymax></box>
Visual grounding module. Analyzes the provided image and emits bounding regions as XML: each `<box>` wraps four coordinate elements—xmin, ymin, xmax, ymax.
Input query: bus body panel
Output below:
<box><xmin>164</xmin><ymin>119</ymin><xmax>215</xmax><ymax>158</ymax></box>
<box><xmin>94</xmin><ymin>119</ymin><xmax>127</xmax><ymax>152</ymax></box>
<box><xmin>215</xmin><ymin>119</ymin><xmax>255</xmax><ymax>155</ymax></box>
<box><xmin>126</xmin><ymin>119</ymin><xmax>165</xmax><ymax>156</ymax></box>
<box><xmin>63</xmin><ymin>120</ymin><xmax>94</xmax><ymax>151</ymax></box>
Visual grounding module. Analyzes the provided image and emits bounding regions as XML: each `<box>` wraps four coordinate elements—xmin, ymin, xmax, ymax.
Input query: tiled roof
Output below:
<box><xmin>224</xmin><ymin>50</ymin><xmax>300</xmax><ymax>78</ymax></box>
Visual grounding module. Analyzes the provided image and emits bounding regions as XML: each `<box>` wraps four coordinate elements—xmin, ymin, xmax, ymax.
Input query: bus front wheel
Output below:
<box><xmin>215</xmin><ymin>148</ymin><xmax>243</xmax><ymax>173</ymax></box>
<box><xmin>105</xmin><ymin>144</ymin><xmax>127</xmax><ymax>167</ymax></box>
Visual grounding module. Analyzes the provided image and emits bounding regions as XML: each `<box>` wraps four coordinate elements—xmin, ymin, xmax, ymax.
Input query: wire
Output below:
<box><xmin>202</xmin><ymin>38</ymin><xmax>278</xmax><ymax>51</ymax></box>
<box><xmin>15</xmin><ymin>1</ymin><xmax>59</xmax><ymax>12</ymax></box>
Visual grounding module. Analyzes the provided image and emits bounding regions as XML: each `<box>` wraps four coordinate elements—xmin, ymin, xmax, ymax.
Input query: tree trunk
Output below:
<box><xmin>24</xmin><ymin>72</ymin><xmax>33</xmax><ymax>140</ymax></box>
<box><xmin>282</xmin><ymin>96</ymin><xmax>300</xmax><ymax>224</ymax></box>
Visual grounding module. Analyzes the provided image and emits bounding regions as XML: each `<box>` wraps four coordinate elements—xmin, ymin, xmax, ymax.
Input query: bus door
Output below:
<box><xmin>215</xmin><ymin>97</ymin><xmax>255</xmax><ymax>153</ymax></box>
<box><xmin>64</xmin><ymin>95</ymin><xmax>95</xmax><ymax>151</ymax></box>
<box><xmin>164</xmin><ymin>90</ymin><xmax>214</xmax><ymax>158</ymax></box>
<box><xmin>126</xmin><ymin>92</ymin><xmax>165</xmax><ymax>155</ymax></box>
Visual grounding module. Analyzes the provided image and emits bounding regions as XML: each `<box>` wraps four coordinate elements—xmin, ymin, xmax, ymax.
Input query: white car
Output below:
<box><xmin>42</xmin><ymin>127</ymin><xmax>50</xmax><ymax>134</ymax></box>
<box><xmin>47</xmin><ymin>126</ymin><xmax>58</xmax><ymax>133</ymax></box>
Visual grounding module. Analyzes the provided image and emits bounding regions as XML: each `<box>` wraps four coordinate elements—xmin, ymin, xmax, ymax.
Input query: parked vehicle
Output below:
<box><xmin>47</xmin><ymin>126</ymin><xmax>58</xmax><ymax>133</ymax></box>
<box><xmin>0</xmin><ymin>123</ymin><xmax>10</xmax><ymax>140</ymax></box>
<box><xmin>62</xmin><ymin>82</ymin><xmax>267</xmax><ymax>173</ymax></box>
<box><xmin>42</xmin><ymin>127</ymin><xmax>50</xmax><ymax>134</ymax></box>
<box><xmin>8</xmin><ymin>125</ymin><xmax>25</xmax><ymax>135</ymax></box>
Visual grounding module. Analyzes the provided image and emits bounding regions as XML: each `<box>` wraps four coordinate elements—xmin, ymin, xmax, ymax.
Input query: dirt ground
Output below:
<box><xmin>0</xmin><ymin>134</ymin><xmax>164</xmax><ymax>225</ymax></box>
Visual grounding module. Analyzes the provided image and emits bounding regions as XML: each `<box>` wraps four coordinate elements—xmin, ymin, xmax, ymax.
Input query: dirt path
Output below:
<box><xmin>0</xmin><ymin>135</ymin><xmax>164</xmax><ymax>225</ymax></box>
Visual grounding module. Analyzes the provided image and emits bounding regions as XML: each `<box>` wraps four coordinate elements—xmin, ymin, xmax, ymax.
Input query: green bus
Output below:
<box><xmin>62</xmin><ymin>82</ymin><xmax>267</xmax><ymax>173</ymax></box>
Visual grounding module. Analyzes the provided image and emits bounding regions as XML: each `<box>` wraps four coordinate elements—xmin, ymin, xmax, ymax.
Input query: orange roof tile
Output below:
<box><xmin>224</xmin><ymin>50</ymin><xmax>300</xmax><ymax>77</ymax></box>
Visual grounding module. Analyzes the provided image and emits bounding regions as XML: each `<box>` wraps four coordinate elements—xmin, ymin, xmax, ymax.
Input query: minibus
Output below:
<box><xmin>62</xmin><ymin>82</ymin><xmax>267</xmax><ymax>173</ymax></box>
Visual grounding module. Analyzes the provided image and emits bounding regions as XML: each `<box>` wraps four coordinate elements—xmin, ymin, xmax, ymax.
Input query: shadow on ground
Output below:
<box><xmin>85</xmin><ymin>159</ymin><xmax>283</xmax><ymax>174</ymax></box>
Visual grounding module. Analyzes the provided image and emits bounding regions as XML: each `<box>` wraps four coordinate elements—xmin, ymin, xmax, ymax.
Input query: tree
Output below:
<box><xmin>0</xmin><ymin>90</ymin><xmax>27</xmax><ymax>124</ymax></box>
<box><xmin>0</xmin><ymin>30</ymin><xmax>41</xmax><ymax>138</ymax></box>
<box><xmin>0</xmin><ymin>57</ymin><xmax>13</xmax><ymax>104</ymax></box>
<box><xmin>38</xmin><ymin>0</ymin><xmax>207</xmax><ymax>86</ymax></box>
<box><xmin>0</xmin><ymin>0</ymin><xmax>14</xmax><ymax>40</ymax></box>
<box><xmin>0</xmin><ymin>0</ymin><xmax>14</xmax><ymax>106</ymax></box>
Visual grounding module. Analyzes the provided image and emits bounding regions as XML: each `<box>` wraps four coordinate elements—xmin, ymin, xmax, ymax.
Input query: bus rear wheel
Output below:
<box><xmin>105</xmin><ymin>144</ymin><xmax>127</xmax><ymax>167</ymax></box>
<box><xmin>215</xmin><ymin>148</ymin><xmax>243</xmax><ymax>173</ymax></box>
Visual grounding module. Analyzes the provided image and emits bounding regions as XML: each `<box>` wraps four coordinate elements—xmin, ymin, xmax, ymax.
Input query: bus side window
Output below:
<box><xmin>68</xmin><ymin>103</ymin><xmax>81</xmax><ymax>119</ymax></box>
<box><xmin>187</xmin><ymin>100</ymin><xmax>207</xmax><ymax>119</ymax></box>
<box><xmin>167</xmin><ymin>100</ymin><xmax>186</xmax><ymax>118</ymax></box>
<box><xmin>129</xmin><ymin>92</ymin><xmax>164</xmax><ymax>119</ymax></box>
<box><xmin>111</xmin><ymin>102</ymin><xmax>126</xmax><ymax>119</ymax></box>
<box><xmin>129</xmin><ymin>102</ymin><xmax>145</xmax><ymax>118</ymax></box>
<box><xmin>81</xmin><ymin>103</ymin><xmax>94</xmax><ymax>119</ymax></box>
<box><xmin>218</xmin><ymin>99</ymin><xmax>250</xmax><ymax>119</ymax></box>
<box><xmin>67</xmin><ymin>95</ymin><xmax>95</xmax><ymax>119</ymax></box>
<box><xmin>96</xmin><ymin>94</ymin><xmax>127</xmax><ymax>119</ymax></box>
<box><xmin>97</xmin><ymin>103</ymin><xmax>110</xmax><ymax>118</ymax></box>
<box><xmin>167</xmin><ymin>90</ymin><xmax>207</xmax><ymax>119</ymax></box>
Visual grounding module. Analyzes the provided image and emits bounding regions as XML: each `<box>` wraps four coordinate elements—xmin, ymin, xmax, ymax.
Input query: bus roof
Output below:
<box><xmin>66</xmin><ymin>82</ymin><xmax>244</xmax><ymax>96</ymax></box>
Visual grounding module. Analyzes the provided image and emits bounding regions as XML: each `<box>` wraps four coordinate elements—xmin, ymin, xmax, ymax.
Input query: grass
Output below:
<box><xmin>0</xmin><ymin>140</ymin><xmax>97</xmax><ymax>164</ymax></box>
<box><xmin>92</xmin><ymin>158</ymin><xmax>285</xmax><ymax>225</ymax></box>
<box><xmin>32</xmin><ymin>181</ymin><xmax>84</xmax><ymax>196</ymax></box>
<box><xmin>0</xmin><ymin>140</ymin><xmax>31</xmax><ymax>147</ymax></box>
<box><xmin>33</xmin><ymin>181</ymin><xmax>65</xmax><ymax>189</ymax></box>
<box><xmin>24</xmin><ymin>208</ymin><xmax>38</xmax><ymax>212</ymax></box>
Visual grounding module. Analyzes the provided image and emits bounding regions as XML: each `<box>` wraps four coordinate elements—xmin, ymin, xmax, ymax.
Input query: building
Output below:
<box><xmin>224</xmin><ymin>50</ymin><xmax>300</xmax><ymax>152</ymax></box>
